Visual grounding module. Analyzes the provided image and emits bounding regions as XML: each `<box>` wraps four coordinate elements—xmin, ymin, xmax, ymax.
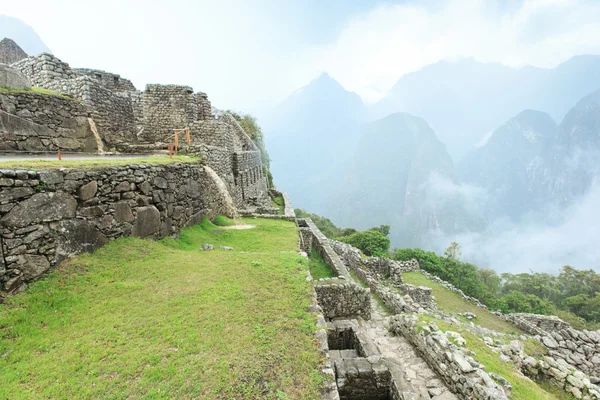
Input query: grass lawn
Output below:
<box><xmin>402</xmin><ymin>271</ymin><xmax>523</xmax><ymax>334</ymax></box>
<box><xmin>416</xmin><ymin>316</ymin><xmax>570</xmax><ymax>400</ymax></box>
<box><xmin>0</xmin><ymin>86</ymin><xmax>75</xmax><ymax>100</ymax></box>
<box><xmin>307</xmin><ymin>247</ymin><xmax>334</xmax><ymax>280</ymax></box>
<box><xmin>0</xmin><ymin>155</ymin><xmax>198</xmax><ymax>170</ymax></box>
<box><xmin>0</xmin><ymin>218</ymin><xmax>322</xmax><ymax>399</ymax></box>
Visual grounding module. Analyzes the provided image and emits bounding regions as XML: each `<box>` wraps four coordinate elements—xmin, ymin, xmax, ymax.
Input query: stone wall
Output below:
<box><xmin>0</xmin><ymin>38</ymin><xmax>28</xmax><ymax>65</ymax></box>
<box><xmin>314</xmin><ymin>279</ymin><xmax>371</xmax><ymax>320</ymax></box>
<box><xmin>0</xmin><ymin>162</ymin><xmax>235</xmax><ymax>300</ymax></box>
<box><xmin>298</xmin><ymin>219</ymin><xmax>350</xmax><ymax>279</ymax></box>
<box><xmin>536</xmin><ymin>328</ymin><xmax>600</xmax><ymax>384</ymax></box>
<box><xmin>391</xmin><ymin>315</ymin><xmax>509</xmax><ymax>400</ymax></box>
<box><xmin>142</xmin><ymin>85</ymin><xmax>211</xmax><ymax>144</ymax></box>
<box><xmin>0</xmin><ymin>91</ymin><xmax>97</xmax><ymax>152</ymax></box>
<box><xmin>72</xmin><ymin>68</ymin><xmax>136</xmax><ymax>92</ymax></box>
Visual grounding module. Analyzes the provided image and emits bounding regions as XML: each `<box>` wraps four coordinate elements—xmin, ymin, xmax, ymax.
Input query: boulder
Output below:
<box><xmin>132</xmin><ymin>206</ymin><xmax>160</xmax><ymax>237</ymax></box>
<box><xmin>0</xmin><ymin>64</ymin><xmax>30</xmax><ymax>89</ymax></box>
<box><xmin>1</xmin><ymin>192</ymin><xmax>77</xmax><ymax>228</ymax></box>
<box><xmin>19</xmin><ymin>254</ymin><xmax>51</xmax><ymax>280</ymax></box>
<box><xmin>55</xmin><ymin>219</ymin><xmax>109</xmax><ymax>261</ymax></box>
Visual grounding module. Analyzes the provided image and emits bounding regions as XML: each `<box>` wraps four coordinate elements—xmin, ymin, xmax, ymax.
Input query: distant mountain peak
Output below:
<box><xmin>0</xmin><ymin>15</ymin><xmax>51</xmax><ymax>56</ymax></box>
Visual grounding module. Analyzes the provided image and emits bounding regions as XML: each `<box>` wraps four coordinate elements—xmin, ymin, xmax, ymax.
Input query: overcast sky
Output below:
<box><xmin>3</xmin><ymin>0</ymin><xmax>600</xmax><ymax>114</ymax></box>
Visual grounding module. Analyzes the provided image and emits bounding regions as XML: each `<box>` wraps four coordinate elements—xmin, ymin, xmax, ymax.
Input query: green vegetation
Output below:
<box><xmin>307</xmin><ymin>247</ymin><xmax>334</xmax><ymax>280</ymax></box>
<box><xmin>212</xmin><ymin>214</ymin><xmax>237</xmax><ymax>227</ymax></box>
<box><xmin>403</xmin><ymin>272</ymin><xmax>522</xmax><ymax>334</ymax></box>
<box><xmin>0</xmin><ymin>218</ymin><xmax>322</xmax><ymax>399</ymax></box>
<box><xmin>0</xmin><ymin>155</ymin><xmax>198</xmax><ymax>170</ymax></box>
<box><xmin>0</xmin><ymin>86</ymin><xmax>75</xmax><ymax>100</ymax></box>
<box><xmin>337</xmin><ymin>230</ymin><xmax>390</xmax><ymax>257</ymax></box>
<box><xmin>272</xmin><ymin>195</ymin><xmax>285</xmax><ymax>215</ymax></box>
<box><xmin>394</xmin><ymin>246</ymin><xmax>600</xmax><ymax>328</ymax></box>
<box><xmin>228</xmin><ymin>111</ymin><xmax>273</xmax><ymax>187</ymax></box>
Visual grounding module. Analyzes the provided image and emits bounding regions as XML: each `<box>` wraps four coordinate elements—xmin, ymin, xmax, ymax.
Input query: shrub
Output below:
<box><xmin>337</xmin><ymin>230</ymin><xmax>390</xmax><ymax>257</ymax></box>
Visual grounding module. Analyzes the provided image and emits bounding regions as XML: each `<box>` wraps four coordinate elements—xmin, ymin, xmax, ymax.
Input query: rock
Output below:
<box><xmin>114</xmin><ymin>202</ymin><xmax>134</xmax><ymax>222</ymax></box>
<box><xmin>453</xmin><ymin>353</ymin><xmax>474</xmax><ymax>373</ymax></box>
<box><xmin>39</xmin><ymin>171</ymin><xmax>64</xmax><ymax>185</ymax></box>
<box><xmin>202</xmin><ymin>243</ymin><xmax>214</xmax><ymax>251</ymax></box>
<box><xmin>78</xmin><ymin>181</ymin><xmax>97</xmax><ymax>201</ymax></box>
<box><xmin>483</xmin><ymin>337</ymin><xmax>494</xmax><ymax>346</ymax></box>
<box><xmin>446</xmin><ymin>331</ymin><xmax>467</xmax><ymax>346</ymax></box>
<box><xmin>0</xmin><ymin>64</ymin><xmax>30</xmax><ymax>89</ymax></box>
<box><xmin>55</xmin><ymin>219</ymin><xmax>108</xmax><ymax>261</ymax></box>
<box><xmin>132</xmin><ymin>206</ymin><xmax>160</xmax><ymax>237</ymax></box>
<box><xmin>1</xmin><ymin>192</ymin><xmax>76</xmax><ymax>228</ymax></box>
<box><xmin>542</xmin><ymin>335</ymin><xmax>560</xmax><ymax>349</ymax></box>
<box><xmin>19</xmin><ymin>254</ymin><xmax>51</xmax><ymax>280</ymax></box>
<box><xmin>219</xmin><ymin>246</ymin><xmax>233</xmax><ymax>251</ymax></box>
<box><xmin>153</xmin><ymin>176</ymin><xmax>168</xmax><ymax>189</ymax></box>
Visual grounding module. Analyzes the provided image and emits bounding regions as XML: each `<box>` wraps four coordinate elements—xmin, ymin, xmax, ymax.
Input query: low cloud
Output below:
<box><xmin>432</xmin><ymin>180</ymin><xmax>600</xmax><ymax>274</ymax></box>
<box><xmin>317</xmin><ymin>0</ymin><xmax>600</xmax><ymax>103</ymax></box>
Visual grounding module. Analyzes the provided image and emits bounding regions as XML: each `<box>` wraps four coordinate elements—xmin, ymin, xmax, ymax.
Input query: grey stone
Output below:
<box><xmin>114</xmin><ymin>202</ymin><xmax>134</xmax><ymax>222</ymax></box>
<box><xmin>20</xmin><ymin>254</ymin><xmax>51</xmax><ymax>280</ymax></box>
<box><xmin>78</xmin><ymin>181</ymin><xmax>97</xmax><ymax>201</ymax></box>
<box><xmin>0</xmin><ymin>64</ymin><xmax>30</xmax><ymax>89</ymax></box>
<box><xmin>202</xmin><ymin>243</ymin><xmax>214</xmax><ymax>251</ymax></box>
<box><xmin>219</xmin><ymin>246</ymin><xmax>233</xmax><ymax>251</ymax></box>
<box><xmin>132</xmin><ymin>206</ymin><xmax>160</xmax><ymax>238</ymax></box>
<box><xmin>39</xmin><ymin>171</ymin><xmax>64</xmax><ymax>185</ymax></box>
<box><xmin>56</xmin><ymin>219</ymin><xmax>109</xmax><ymax>261</ymax></box>
<box><xmin>1</xmin><ymin>192</ymin><xmax>76</xmax><ymax>227</ymax></box>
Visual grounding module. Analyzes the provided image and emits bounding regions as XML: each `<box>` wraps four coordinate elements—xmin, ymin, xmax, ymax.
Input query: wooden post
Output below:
<box><xmin>57</xmin><ymin>149</ymin><xmax>62</xmax><ymax>160</ymax></box>
<box><xmin>186</xmin><ymin>128</ymin><xmax>191</xmax><ymax>144</ymax></box>
<box><xmin>174</xmin><ymin>132</ymin><xmax>179</xmax><ymax>154</ymax></box>
<box><xmin>168</xmin><ymin>144</ymin><xmax>173</xmax><ymax>159</ymax></box>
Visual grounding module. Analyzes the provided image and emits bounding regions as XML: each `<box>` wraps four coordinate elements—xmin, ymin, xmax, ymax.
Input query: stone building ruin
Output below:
<box><xmin>0</xmin><ymin>38</ymin><xmax>270</xmax><ymax>210</ymax></box>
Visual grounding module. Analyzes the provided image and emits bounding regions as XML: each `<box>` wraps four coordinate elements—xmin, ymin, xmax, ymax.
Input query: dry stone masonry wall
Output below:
<box><xmin>0</xmin><ymin>91</ymin><xmax>96</xmax><ymax>152</ymax></box>
<box><xmin>2</xmin><ymin>39</ymin><xmax>270</xmax><ymax>210</ymax></box>
<box><xmin>0</xmin><ymin>162</ymin><xmax>235</xmax><ymax>300</ymax></box>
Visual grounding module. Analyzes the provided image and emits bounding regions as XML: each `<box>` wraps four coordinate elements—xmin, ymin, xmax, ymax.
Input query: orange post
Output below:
<box><xmin>186</xmin><ymin>128</ymin><xmax>191</xmax><ymax>144</ymax></box>
<box><xmin>57</xmin><ymin>149</ymin><xmax>62</xmax><ymax>160</ymax></box>
<box><xmin>174</xmin><ymin>132</ymin><xmax>179</xmax><ymax>154</ymax></box>
<box><xmin>168</xmin><ymin>144</ymin><xmax>173</xmax><ymax>159</ymax></box>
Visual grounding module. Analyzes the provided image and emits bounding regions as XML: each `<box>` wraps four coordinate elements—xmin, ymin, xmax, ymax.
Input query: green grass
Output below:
<box><xmin>0</xmin><ymin>155</ymin><xmax>198</xmax><ymax>170</ymax></box>
<box><xmin>307</xmin><ymin>247</ymin><xmax>334</xmax><ymax>280</ymax></box>
<box><xmin>0</xmin><ymin>86</ymin><xmax>75</xmax><ymax>100</ymax></box>
<box><xmin>0</xmin><ymin>218</ymin><xmax>323</xmax><ymax>399</ymax></box>
<box><xmin>212</xmin><ymin>215</ymin><xmax>237</xmax><ymax>227</ymax></box>
<box><xmin>416</xmin><ymin>315</ymin><xmax>564</xmax><ymax>400</ymax></box>
<box><xmin>402</xmin><ymin>272</ymin><xmax>524</xmax><ymax>334</ymax></box>
<box><xmin>271</xmin><ymin>195</ymin><xmax>285</xmax><ymax>215</ymax></box>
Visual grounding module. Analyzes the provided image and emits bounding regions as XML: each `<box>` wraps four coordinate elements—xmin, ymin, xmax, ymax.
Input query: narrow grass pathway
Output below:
<box><xmin>0</xmin><ymin>218</ymin><xmax>322</xmax><ymax>399</ymax></box>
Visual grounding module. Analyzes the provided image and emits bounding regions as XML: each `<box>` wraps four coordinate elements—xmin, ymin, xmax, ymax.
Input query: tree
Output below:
<box><xmin>444</xmin><ymin>241</ymin><xmax>462</xmax><ymax>260</ymax></box>
<box><xmin>337</xmin><ymin>230</ymin><xmax>390</xmax><ymax>257</ymax></box>
<box><xmin>476</xmin><ymin>268</ymin><xmax>501</xmax><ymax>298</ymax></box>
<box><xmin>369</xmin><ymin>225</ymin><xmax>390</xmax><ymax>237</ymax></box>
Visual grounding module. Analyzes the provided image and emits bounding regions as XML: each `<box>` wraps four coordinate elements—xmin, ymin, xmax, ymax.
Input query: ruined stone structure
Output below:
<box><xmin>0</xmin><ymin>163</ymin><xmax>236</xmax><ymax>298</ymax></box>
<box><xmin>0</xmin><ymin>38</ymin><xmax>28</xmax><ymax>65</ymax></box>
<box><xmin>0</xmin><ymin>39</ymin><xmax>270</xmax><ymax>210</ymax></box>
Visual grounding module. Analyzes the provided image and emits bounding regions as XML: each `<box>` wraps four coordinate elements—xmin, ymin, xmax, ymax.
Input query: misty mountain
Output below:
<box><xmin>459</xmin><ymin>89</ymin><xmax>600</xmax><ymax>223</ymax></box>
<box><xmin>372</xmin><ymin>56</ymin><xmax>600</xmax><ymax>159</ymax></box>
<box><xmin>0</xmin><ymin>15</ymin><xmax>51</xmax><ymax>56</ymax></box>
<box><xmin>323</xmin><ymin>112</ymin><xmax>485</xmax><ymax>248</ymax></box>
<box><xmin>264</xmin><ymin>73</ymin><xmax>367</xmax><ymax>213</ymax></box>
<box><xmin>458</xmin><ymin>110</ymin><xmax>558</xmax><ymax>219</ymax></box>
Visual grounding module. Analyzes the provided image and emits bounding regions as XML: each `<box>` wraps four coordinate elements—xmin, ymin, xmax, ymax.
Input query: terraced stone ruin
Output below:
<box><xmin>1</xmin><ymin>37</ymin><xmax>599</xmax><ymax>400</ymax></box>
